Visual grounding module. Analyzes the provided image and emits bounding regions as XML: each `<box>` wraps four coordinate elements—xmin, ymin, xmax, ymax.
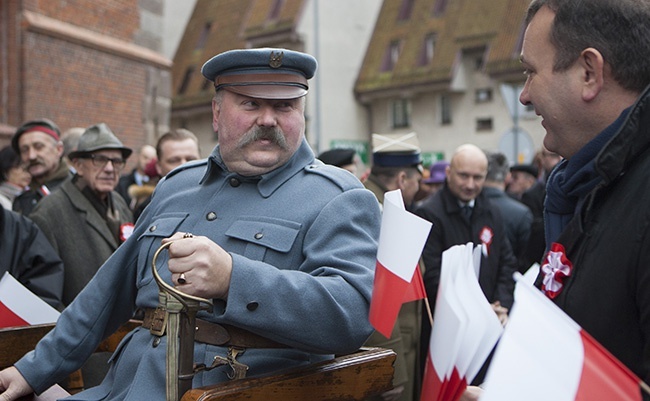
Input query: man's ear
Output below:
<box><xmin>211</xmin><ymin>97</ymin><xmax>220</xmax><ymax>133</ymax></box>
<box><xmin>578</xmin><ymin>47</ymin><xmax>605</xmax><ymax>102</ymax></box>
<box><xmin>396</xmin><ymin>170</ymin><xmax>408</xmax><ymax>189</ymax></box>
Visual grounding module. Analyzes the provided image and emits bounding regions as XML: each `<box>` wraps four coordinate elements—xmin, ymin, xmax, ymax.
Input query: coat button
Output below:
<box><xmin>254</xmin><ymin>232</ymin><xmax>263</xmax><ymax>240</ymax></box>
<box><xmin>246</xmin><ymin>302</ymin><xmax>259</xmax><ymax>311</ymax></box>
<box><xmin>206</xmin><ymin>211</ymin><xmax>217</xmax><ymax>221</ymax></box>
<box><xmin>149</xmin><ymin>225</ymin><xmax>157</xmax><ymax>232</ymax></box>
<box><xmin>229</xmin><ymin>178</ymin><xmax>241</xmax><ymax>187</ymax></box>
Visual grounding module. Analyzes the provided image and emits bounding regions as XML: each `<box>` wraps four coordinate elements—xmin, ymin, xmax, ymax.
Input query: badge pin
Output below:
<box><xmin>269</xmin><ymin>51</ymin><xmax>284</xmax><ymax>68</ymax></box>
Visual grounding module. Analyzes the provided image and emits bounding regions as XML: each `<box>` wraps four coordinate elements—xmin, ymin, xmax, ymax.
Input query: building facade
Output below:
<box><xmin>171</xmin><ymin>0</ymin><xmax>382</xmax><ymax>162</ymax></box>
<box><xmin>355</xmin><ymin>0</ymin><xmax>545</xmax><ymax>165</ymax></box>
<box><xmin>0</xmin><ymin>0</ymin><xmax>171</xmax><ymax>161</ymax></box>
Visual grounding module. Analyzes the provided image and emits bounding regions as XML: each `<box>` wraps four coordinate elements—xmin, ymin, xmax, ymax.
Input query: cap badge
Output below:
<box><xmin>269</xmin><ymin>51</ymin><xmax>284</xmax><ymax>68</ymax></box>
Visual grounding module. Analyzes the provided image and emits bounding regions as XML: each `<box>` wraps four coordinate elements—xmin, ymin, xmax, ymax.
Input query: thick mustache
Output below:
<box><xmin>237</xmin><ymin>126</ymin><xmax>288</xmax><ymax>150</ymax></box>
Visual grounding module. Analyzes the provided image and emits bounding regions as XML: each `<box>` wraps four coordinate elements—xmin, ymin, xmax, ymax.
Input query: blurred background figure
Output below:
<box><xmin>318</xmin><ymin>148</ymin><xmax>359</xmax><ymax>176</ymax></box>
<box><xmin>116</xmin><ymin>144</ymin><xmax>156</xmax><ymax>210</ymax></box>
<box><xmin>131</xmin><ymin>128</ymin><xmax>200</xmax><ymax>221</ymax></box>
<box><xmin>0</xmin><ymin>146</ymin><xmax>31</xmax><ymax>210</ymax></box>
<box><xmin>506</xmin><ymin>163</ymin><xmax>539</xmax><ymax>200</ymax></box>
<box><xmin>60</xmin><ymin>127</ymin><xmax>85</xmax><ymax>174</ymax></box>
<box><xmin>414</xmin><ymin>160</ymin><xmax>449</xmax><ymax>207</ymax></box>
<box><xmin>11</xmin><ymin>118</ymin><xmax>72</xmax><ymax>216</ymax></box>
<box><xmin>483</xmin><ymin>151</ymin><xmax>533</xmax><ymax>273</ymax></box>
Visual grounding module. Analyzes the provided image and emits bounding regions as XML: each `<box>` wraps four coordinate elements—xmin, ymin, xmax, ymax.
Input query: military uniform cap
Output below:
<box><xmin>68</xmin><ymin>123</ymin><xmax>132</xmax><ymax>160</ymax></box>
<box><xmin>12</xmin><ymin>118</ymin><xmax>61</xmax><ymax>153</ymax></box>
<box><xmin>201</xmin><ymin>48</ymin><xmax>318</xmax><ymax>99</ymax></box>
<box><xmin>372</xmin><ymin>132</ymin><xmax>422</xmax><ymax>169</ymax></box>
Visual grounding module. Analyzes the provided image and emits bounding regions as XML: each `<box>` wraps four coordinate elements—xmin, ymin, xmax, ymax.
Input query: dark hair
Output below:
<box><xmin>526</xmin><ymin>0</ymin><xmax>650</xmax><ymax>93</ymax></box>
<box><xmin>0</xmin><ymin>146</ymin><xmax>22</xmax><ymax>182</ymax></box>
<box><xmin>485</xmin><ymin>151</ymin><xmax>509</xmax><ymax>183</ymax></box>
<box><xmin>155</xmin><ymin>129</ymin><xmax>199</xmax><ymax>159</ymax></box>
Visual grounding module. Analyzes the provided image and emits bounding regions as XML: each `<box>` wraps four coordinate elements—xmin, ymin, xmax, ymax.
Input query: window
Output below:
<box><xmin>475</xmin><ymin>88</ymin><xmax>493</xmax><ymax>103</ymax></box>
<box><xmin>475</xmin><ymin>55</ymin><xmax>485</xmax><ymax>71</ymax></box>
<box><xmin>432</xmin><ymin>0</ymin><xmax>449</xmax><ymax>17</ymax></box>
<box><xmin>178</xmin><ymin>66</ymin><xmax>195</xmax><ymax>95</ymax></box>
<box><xmin>476</xmin><ymin>118</ymin><xmax>493</xmax><ymax>131</ymax></box>
<box><xmin>392</xmin><ymin>99</ymin><xmax>411</xmax><ymax>128</ymax></box>
<box><xmin>381</xmin><ymin>41</ymin><xmax>402</xmax><ymax>72</ymax></box>
<box><xmin>397</xmin><ymin>0</ymin><xmax>415</xmax><ymax>20</ymax></box>
<box><xmin>195</xmin><ymin>22</ymin><xmax>212</xmax><ymax>50</ymax></box>
<box><xmin>418</xmin><ymin>33</ymin><xmax>437</xmax><ymax>66</ymax></box>
<box><xmin>268</xmin><ymin>0</ymin><xmax>284</xmax><ymax>21</ymax></box>
<box><xmin>440</xmin><ymin>95</ymin><xmax>452</xmax><ymax>125</ymax></box>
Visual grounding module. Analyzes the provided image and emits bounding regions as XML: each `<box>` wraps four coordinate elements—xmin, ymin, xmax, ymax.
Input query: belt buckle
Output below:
<box><xmin>149</xmin><ymin>306</ymin><xmax>167</xmax><ymax>336</ymax></box>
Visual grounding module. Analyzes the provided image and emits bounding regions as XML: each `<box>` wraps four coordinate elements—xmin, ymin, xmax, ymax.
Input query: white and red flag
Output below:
<box><xmin>369</xmin><ymin>189</ymin><xmax>432</xmax><ymax>338</ymax></box>
<box><xmin>480</xmin><ymin>274</ymin><xmax>644</xmax><ymax>401</ymax></box>
<box><xmin>420</xmin><ymin>243</ymin><xmax>503</xmax><ymax>401</ymax></box>
<box><xmin>0</xmin><ymin>271</ymin><xmax>60</xmax><ymax>328</ymax></box>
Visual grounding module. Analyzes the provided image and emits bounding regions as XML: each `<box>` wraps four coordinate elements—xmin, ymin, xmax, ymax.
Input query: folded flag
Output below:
<box><xmin>421</xmin><ymin>243</ymin><xmax>503</xmax><ymax>401</ymax></box>
<box><xmin>480</xmin><ymin>274</ymin><xmax>644</xmax><ymax>401</ymax></box>
<box><xmin>369</xmin><ymin>189</ymin><xmax>432</xmax><ymax>338</ymax></box>
<box><xmin>0</xmin><ymin>271</ymin><xmax>60</xmax><ymax>328</ymax></box>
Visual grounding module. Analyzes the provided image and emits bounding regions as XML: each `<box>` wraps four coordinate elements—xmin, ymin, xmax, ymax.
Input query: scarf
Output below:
<box><xmin>544</xmin><ymin>107</ymin><xmax>630</xmax><ymax>248</ymax></box>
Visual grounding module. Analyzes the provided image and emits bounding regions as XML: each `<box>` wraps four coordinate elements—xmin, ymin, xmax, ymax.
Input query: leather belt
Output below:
<box><xmin>142</xmin><ymin>307</ymin><xmax>287</xmax><ymax>349</ymax></box>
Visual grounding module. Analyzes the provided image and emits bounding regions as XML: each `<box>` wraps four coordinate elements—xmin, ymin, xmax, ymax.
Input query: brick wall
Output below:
<box><xmin>0</xmin><ymin>0</ymin><xmax>171</xmax><ymax>170</ymax></box>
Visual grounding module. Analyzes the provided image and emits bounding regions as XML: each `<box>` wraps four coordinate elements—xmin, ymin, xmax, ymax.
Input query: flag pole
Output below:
<box><xmin>419</xmin><ymin>258</ymin><xmax>434</xmax><ymax>326</ymax></box>
<box><xmin>640</xmin><ymin>380</ymin><xmax>650</xmax><ymax>396</ymax></box>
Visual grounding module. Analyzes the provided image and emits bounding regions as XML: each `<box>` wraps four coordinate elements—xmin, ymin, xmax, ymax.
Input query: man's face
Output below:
<box><xmin>156</xmin><ymin>138</ymin><xmax>200</xmax><ymax>176</ymax></box>
<box><xmin>508</xmin><ymin>171</ymin><xmax>536</xmax><ymax>196</ymax></box>
<box><xmin>73</xmin><ymin>150</ymin><xmax>124</xmax><ymax>198</ymax></box>
<box><xmin>446</xmin><ymin>153</ymin><xmax>487</xmax><ymax>203</ymax></box>
<box><xmin>401</xmin><ymin>170</ymin><xmax>423</xmax><ymax>206</ymax></box>
<box><xmin>519</xmin><ymin>6</ymin><xmax>585</xmax><ymax>159</ymax></box>
<box><xmin>138</xmin><ymin>146</ymin><xmax>156</xmax><ymax>173</ymax></box>
<box><xmin>212</xmin><ymin>91</ymin><xmax>305</xmax><ymax>176</ymax></box>
<box><xmin>18</xmin><ymin>131</ymin><xmax>63</xmax><ymax>180</ymax></box>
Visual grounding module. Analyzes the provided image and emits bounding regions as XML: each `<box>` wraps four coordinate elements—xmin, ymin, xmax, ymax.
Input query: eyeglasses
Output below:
<box><xmin>83</xmin><ymin>154</ymin><xmax>126</xmax><ymax>170</ymax></box>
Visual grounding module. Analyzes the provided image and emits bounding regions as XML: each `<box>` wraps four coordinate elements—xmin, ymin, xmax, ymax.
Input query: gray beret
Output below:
<box><xmin>201</xmin><ymin>48</ymin><xmax>318</xmax><ymax>99</ymax></box>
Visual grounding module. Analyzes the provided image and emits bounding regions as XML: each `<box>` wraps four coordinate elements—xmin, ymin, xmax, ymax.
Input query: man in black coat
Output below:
<box><xmin>0</xmin><ymin>207</ymin><xmax>63</xmax><ymax>309</ymax></box>
<box><xmin>414</xmin><ymin>144</ymin><xmax>516</xmax><ymax>385</ymax></box>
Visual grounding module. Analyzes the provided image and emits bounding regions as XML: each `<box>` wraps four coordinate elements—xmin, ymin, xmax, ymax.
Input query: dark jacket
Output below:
<box><xmin>520</xmin><ymin>180</ymin><xmax>546</xmax><ymax>267</ymax></box>
<box><xmin>543</xmin><ymin>85</ymin><xmax>650</xmax><ymax>383</ymax></box>
<box><xmin>0</xmin><ymin>207</ymin><xmax>64</xmax><ymax>309</ymax></box>
<box><xmin>415</xmin><ymin>184</ymin><xmax>517</xmax><ymax>310</ymax></box>
<box><xmin>482</xmin><ymin>186</ymin><xmax>533</xmax><ymax>273</ymax></box>
<box><xmin>12</xmin><ymin>160</ymin><xmax>72</xmax><ymax>216</ymax></box>
<box><xmin>29</xmin><ymin>178</ymin><xmax>133</xmax><ymax>305</ymax></box>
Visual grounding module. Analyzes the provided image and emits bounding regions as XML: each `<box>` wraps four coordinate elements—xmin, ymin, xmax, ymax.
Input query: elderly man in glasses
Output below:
<box><xmin>29</xmin><ymin>123</ymin><xmax>134</xmax><ymax>307</ymax></box>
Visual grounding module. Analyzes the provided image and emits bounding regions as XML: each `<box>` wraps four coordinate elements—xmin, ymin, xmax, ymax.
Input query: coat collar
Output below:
<box><xmin>202</xmin><ymin>138</ymin><xmax>315</xmax><ymax>198</ymax></box>
<box><xmin>595</xmin><ymin>84</ymin><xmax>650</xmax><ymax>184</ymax></box>
<box><xmin>60</xmin><ymin>179</ymin><xmax>120</xmax><ymax>249</ymax></box>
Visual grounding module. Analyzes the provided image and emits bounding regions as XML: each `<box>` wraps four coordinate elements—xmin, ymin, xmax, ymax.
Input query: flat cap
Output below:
<box><xmin>318</xmin><ymin>148</ymin><xmax>356</xmax><ymax>168</ymax></box>
<box><xmin>372</xmin><ymin>132</ymin><xmax>422</xmax><ymax>169</ymax></box>
<box><xmin>201</xmin><ymin>48</ymin><xmax>317</xmax><ymax>99</ymax></box>
<box><xmin>12</xmin><ymin>118</ymin><xmax>61</xmax><ymax>153</ymax></box>
<box><xmin>510</xmin><ymin>163</ymin><xmax>539</xmax><ymax>178</ymax></box>
<box><xmin>68</xmin><ymin>123</ymin><xmax>132</xmax><ymax>160</ymax></box>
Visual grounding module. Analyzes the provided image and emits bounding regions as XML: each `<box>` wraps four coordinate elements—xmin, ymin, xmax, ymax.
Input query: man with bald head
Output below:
<box><xmin>414</xmin><ymin>144</ymin><xmax>516</xmax><ymax>382</ymax></box>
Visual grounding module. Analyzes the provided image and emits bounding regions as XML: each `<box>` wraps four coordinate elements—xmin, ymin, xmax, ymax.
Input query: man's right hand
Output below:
<box><xmin>0</xmin><ymin>367</ymin><xmax>33</xmax><ymax>401</ymax></box>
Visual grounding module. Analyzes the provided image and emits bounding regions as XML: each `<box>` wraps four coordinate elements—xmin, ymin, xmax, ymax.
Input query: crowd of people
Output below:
<box><xmin>1</xmin><ymin>0</ymin><xmax>649</xmax><ymax>400</ymax></box>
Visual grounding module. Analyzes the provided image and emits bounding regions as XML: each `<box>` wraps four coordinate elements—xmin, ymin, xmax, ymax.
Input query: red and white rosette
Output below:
<box><xmin>541</xmin><ymin>242</ymin><xmax>573</xmax><ymax>299</ymax></box>
<box><xmin>120</xmin><ymin>223</ymin><xmax>135</xmax><ymax>243</ymax></box>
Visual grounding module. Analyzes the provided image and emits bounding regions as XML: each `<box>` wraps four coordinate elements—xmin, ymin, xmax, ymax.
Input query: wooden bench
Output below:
<box><xmin>0</xmin><ymin>323</ymin><xmax>395</xmax><ymax>401</ymax></box>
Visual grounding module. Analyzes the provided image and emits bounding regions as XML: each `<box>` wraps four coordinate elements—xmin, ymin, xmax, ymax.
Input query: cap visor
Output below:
<box><xmin>224</xmin><ymin>85</ymin><xmax>307</xmax><ymax>100</ymax></box>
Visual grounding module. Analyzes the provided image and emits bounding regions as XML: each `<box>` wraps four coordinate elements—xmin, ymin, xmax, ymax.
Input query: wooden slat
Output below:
<box><xmin>181</xmin><ymin>347</ymin><xmax>396</xmax><ymax>401</ymax></box>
